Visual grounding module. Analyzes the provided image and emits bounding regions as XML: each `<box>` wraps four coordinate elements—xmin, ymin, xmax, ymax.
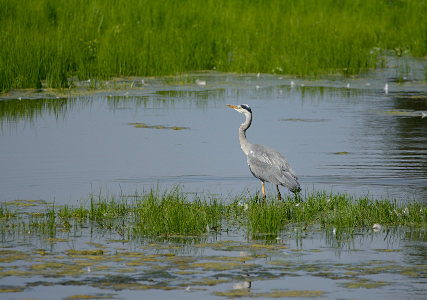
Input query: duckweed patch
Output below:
<box><xmin>64</xmin><ymin>294</ymin><xmax>117</xmax><ymax>300</ymax></box>
<box><xmin>257</xmin><ymin>290</ymin><xmax>325</xmax><ymax>298</ymax></box>
<box><xmin>213</xmin><ymin>289</ymin><xmax>251</xmax><ymax>298</ymax></box>
<box><xmin>86</xmin><ymin>242</ymin><xmax>108</xmax><ymax>249</ymax></box>
<box><xmin>128</xmin><ymin>122</ymin><xmax>189</xmax><ymax>130</ymax></box>
<box><xmin>280</xmin><ymin>118</ymin><xmax>327</xmax><ymax>123</ymax></box>
<box><xmin>66</xmin><ymin>249</ymin><xmax>104</xmax><ymax>256</ymax></box>
<box><xmin>214</xmin><ymin>289</ymin><xmax>325</xmax><ymax>298</ymax></box>
<box><xmin>333</xmin><ymin>151</ymin><xmax>350</xmax><ymax>155</ymax></box>
<box><xmin>2</xmin><ymin>199</ymin><xmax>48</xmax><ymax>207</ymax></box>
<box><xmin>384</xmin><ymin>110</ymin><xmax>416</xmax><ymax>116</ymax></box>
<box><xmin>339</xmin><ymin>279</ymin><xmax>389</xmax><ymax>289</ymax></box>
<box><xmin>191</xmin><ymin>278</ymin><xmax>230</xmax><ymax>286</ymax></box>
<box><xmin>190</xmin><ymin>262</ymin><xmax>254</xmax><ymax>271</ymax></box>
<box><xmin>0</xmin><ymin>286</ymin><xmax>26</xmax><ymax>293</ymax></box>
<box><xmin>45</xmin><ymin>238</ymin><xmax>70</xmax><ymax>243</ymax></box>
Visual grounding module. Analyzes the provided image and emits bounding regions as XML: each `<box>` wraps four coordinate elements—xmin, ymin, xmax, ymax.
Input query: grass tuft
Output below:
<box><xmin>133</xmin><ymin>188</ymin><xmax>224</xmax><ymax>236</ymax></box>
<box><xmin>246</xmin><ymin>192</ymin><xmax>425</xmax><ymax>234</ymax></box>
<box><xmin>1</xmin><ymin>189</ymin><xmax>425</xmax><ymax>239</ymax></box>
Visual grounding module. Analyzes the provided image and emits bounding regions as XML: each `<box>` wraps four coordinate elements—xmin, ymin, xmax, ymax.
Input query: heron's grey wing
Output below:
<box><xmin>273</xmin><ymin>151</ymin><xmax>298</xmax><ymax>180</ymax></box>
<box><xmin>246</xmin><ymin>147</ymin><xmax>276</xmax><ymax>182</ymax></box>
<box><xmin>247</xmin><ymin>144</ymin><xmax>300</xmax><ymax>190</ymax></box>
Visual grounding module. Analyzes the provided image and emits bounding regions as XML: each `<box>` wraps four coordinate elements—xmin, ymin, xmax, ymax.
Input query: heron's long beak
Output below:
<box><xmin>226</xmin><ymin>104</ymin><xmax>238</xmax><ymax>109</ymax></box>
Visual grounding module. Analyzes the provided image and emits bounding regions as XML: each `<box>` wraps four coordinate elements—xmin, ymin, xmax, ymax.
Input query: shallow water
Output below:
<box><xmin>1</xmin><ymin>58</ymin><xmax>426</xmax><ymax>204</ymax></box>
<box><xmin>1</xmin><ymin>57</ymin><xmax>427</xmax><ymax>299</ymax></box>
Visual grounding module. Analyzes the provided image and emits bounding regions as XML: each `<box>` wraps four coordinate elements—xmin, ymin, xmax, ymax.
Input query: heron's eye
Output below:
<box><xmin>240</xmin><ymin>104</ymin><xmax>252</xmax><ymax>113</ymax></box>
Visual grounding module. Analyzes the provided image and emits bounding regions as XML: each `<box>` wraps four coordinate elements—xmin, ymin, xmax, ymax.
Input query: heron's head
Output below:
<box><xmin>226</xmin><ymin>104</ymin><xmax>252</xmax><ymax>114</ymax></box>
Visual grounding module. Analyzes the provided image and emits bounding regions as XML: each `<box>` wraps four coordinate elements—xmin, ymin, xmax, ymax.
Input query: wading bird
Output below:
<box><xmin>227</xmin><ymin>104</ymin><xmax>301</xmax><ymax>201</ymax></box>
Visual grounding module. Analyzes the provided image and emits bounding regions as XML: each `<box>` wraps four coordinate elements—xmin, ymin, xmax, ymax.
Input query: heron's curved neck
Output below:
<box><xmin>239</xmin><ymin>112</ymin><xmax>252</xmax><ymax>155</ymax></box>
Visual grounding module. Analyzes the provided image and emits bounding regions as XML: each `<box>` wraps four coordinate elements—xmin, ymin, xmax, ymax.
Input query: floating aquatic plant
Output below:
<box><xmin>128</xmin><ymin>122</ymin><xmax>189</xmax><ymax>130</ymax></box>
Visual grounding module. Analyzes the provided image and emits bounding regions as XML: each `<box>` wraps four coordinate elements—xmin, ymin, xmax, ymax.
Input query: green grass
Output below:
<box><xmin>1</xmin><ymin>189</ymin><xmax>425</xmax><ymax>239</ymax></box>
<box><xmin>132</xmin><ymin>189</ymin><xmax>225</xmax><ymax>236</ymax></box>
<box><xmin>247</xmin><ymin>192</ymin><xmax>425</xmax><ymax>234</ymax></box>
<box><xmin>0</xmin><ymin>0</ymin><xmax>425</xmax><ymax>91</ymax></box>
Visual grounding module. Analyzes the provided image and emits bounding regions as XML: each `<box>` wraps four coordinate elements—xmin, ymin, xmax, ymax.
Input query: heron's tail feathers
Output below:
<box><xmin>278</xmin><ymin>172</ymin><xmax>301</xmax><ymax>193</ymax></box>
<box><xmin>291</xmin><ymin>185</ymin><xmax>301</xmax><ymax>193</ymax></box>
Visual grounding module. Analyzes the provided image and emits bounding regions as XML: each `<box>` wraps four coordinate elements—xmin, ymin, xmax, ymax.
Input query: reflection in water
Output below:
<box><xmin>390</xmin><ymin>94</ymin><xmax>427</xmax><ymax>175</ymax></box>
<box><xmin>0</xmin><ymin>58</ymin><xmax>426</xmax><ymax>204</ymax></box>
<box><xmin>0</xmin><ymin>98</ymin><xmax>79</xmax><ymax>128</ymax></box>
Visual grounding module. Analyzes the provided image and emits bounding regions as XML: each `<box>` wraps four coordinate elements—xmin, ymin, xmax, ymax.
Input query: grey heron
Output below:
<box><xmin>227</xmin><ymin>104</ymin><xmax>301</xmax><ymax>201</ymax></box>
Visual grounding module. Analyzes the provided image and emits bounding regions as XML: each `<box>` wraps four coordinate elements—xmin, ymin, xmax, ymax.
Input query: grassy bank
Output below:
<box><xmin>0</xmin><ymin>0</ymin><xmax>425</xmax><ymax>91</ymax></box>
<box><xmin>1</xmin><ymin>190</ymin><xmax>425</xmax><ymax>239</ymax></box>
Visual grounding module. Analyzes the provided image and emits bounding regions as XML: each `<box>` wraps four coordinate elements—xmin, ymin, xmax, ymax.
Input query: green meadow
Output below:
<box><xmin>0</xmin><ymin>0</ymin><xmax>425</xmax><ymax>91</ymax></box>
<box><xmin>1</xmin><ymin>189</ymin><xmax>425</xmax><ymax>238</ymax></box>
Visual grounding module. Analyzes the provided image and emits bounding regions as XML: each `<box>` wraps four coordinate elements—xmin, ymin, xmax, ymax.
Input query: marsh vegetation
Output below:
<box><xmin>1</xmin><ymin>0</ymin><xmax>425</xmax><ymax>91</ymax></box>
<box><xmin>1</xmin><ymin>189</ymin><xmax>425</xmax><ymax>238</ymax></box>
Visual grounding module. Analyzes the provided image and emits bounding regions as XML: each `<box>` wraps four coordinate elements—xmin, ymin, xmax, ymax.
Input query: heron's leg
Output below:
<box><xmin>276</xmin><ymin>185</ymin><xmax>282</xmax><ymax>201</ymax></box>
<box><xmin>261</xmin><ymin>181</ymin><xmax>266</xmax><ymax>202</ymax></box>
